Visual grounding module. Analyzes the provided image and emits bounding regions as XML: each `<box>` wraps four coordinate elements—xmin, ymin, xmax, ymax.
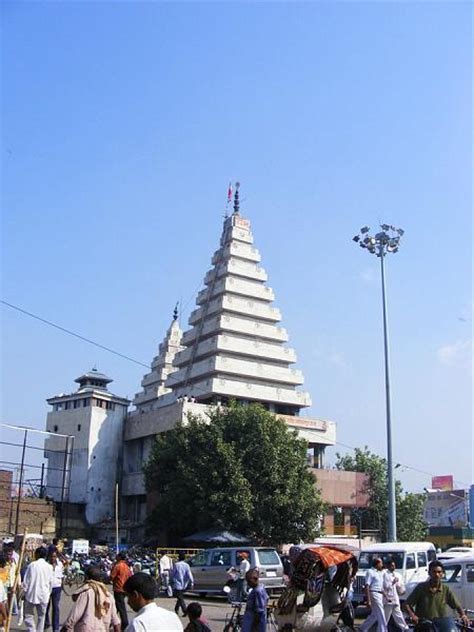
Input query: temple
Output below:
<box><xmin>120</xmin><ymin>185</ymin><xmax>336</xmax><ymax>536</ymax></box>
<box><xmin>45</xmin><ymin>185</ymin><xmax>349</xmax><ymax>541</ymax></box>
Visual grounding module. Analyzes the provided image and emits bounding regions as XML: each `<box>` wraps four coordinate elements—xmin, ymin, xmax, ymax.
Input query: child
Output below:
<box><xmin>242</xmin><ymin>569</ymin><xmax>269</xmax><ymax>632</ymax></box>
<box><xmin>184</xmin><ymin>602</ymin><xmax>211</xmax><ymax>632</ymax></box>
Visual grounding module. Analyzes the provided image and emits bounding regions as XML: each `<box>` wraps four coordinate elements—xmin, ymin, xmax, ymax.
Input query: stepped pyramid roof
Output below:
<box><xmin>161</xmin><ymin>187</ymin><xmax>311</xmax><ymax>416</ymax></box>
<box><xmin>133</xmin><ymin>306</ymin><xmax>183</xmax><ymax>409</ymax></box>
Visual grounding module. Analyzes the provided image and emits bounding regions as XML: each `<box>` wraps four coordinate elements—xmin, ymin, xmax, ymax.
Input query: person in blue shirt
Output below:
<box><xmin>242</xmin><ymin>568</ymin><xmax>268</xmax><ymax>632</ymax></box>
<box><xmin>172</xmin><ymin>552</ymin><xmax>194</xmax><ymax>617</ymax></box>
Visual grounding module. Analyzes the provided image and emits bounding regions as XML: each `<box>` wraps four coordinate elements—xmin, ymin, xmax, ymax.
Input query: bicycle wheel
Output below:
<box><xmin>223</xmin><ymin>624</ymin><xmax>240</xmax><ymax>632</ymax></box>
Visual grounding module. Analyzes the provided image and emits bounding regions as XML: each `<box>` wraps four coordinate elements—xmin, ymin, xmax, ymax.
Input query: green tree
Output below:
<box><xmin>335</xmin><ymin>447</ymin><xmax>427</xmax><ymax>541</ymax></box>
<box><xmin>144</xmin><ymin>403</ymin><xmax>325</xmax><ymax>544</ymax></box>
<box><xmin>397</xmin><ymin>492</ymin><xmax>428</xmax><ymax>541</ymax></box>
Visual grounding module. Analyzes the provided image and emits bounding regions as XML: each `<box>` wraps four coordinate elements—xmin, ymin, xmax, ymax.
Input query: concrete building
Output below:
<box><xmin>44</xmin><ymin>369</ymin><xmax>129</xmax><ymax>530</ymax></box>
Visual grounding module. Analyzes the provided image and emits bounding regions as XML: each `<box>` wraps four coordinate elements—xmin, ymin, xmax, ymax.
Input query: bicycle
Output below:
<box><xmin>223</xmin><ymin>601</ymin><xmax>244</xmax><ymax>632</ymax></box>
<box><xmin>409</xmin><ymin>617</ymin><xmax>474</xmax><ymax>632</ymax></box>
<box><xmin>266</xmin><ymin>602</ymin><xmax>279</xmax><ymax>631</ymax></box>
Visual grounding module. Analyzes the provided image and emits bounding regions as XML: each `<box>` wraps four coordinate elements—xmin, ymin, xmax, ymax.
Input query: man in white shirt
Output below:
<box><xmin>22</xmin><ymin>547</ymin><xmax>54</xmax><ymax>632</ymax></box>
<box><xmin>236</xmin><ymin>552</ymin><xmax>251</xmax><ymax>602</ymax></box>
<box><xmin>360</xmin><ymin>557</ymin><xmax>388</xmax><ymax>632</ymax></box>
<box><xmin>159</xmin><ymin>554</ymin><xmax>173</xmax><ymax>597</ymax></box>
<box><xmin>383</xmin><ymin>559</ymin><xmax>408</xmax><ymax>630</ymax></box>
<box><xmin>124</xmin><ymin>572</ymin><xmax>182</xmax><ymax>631</ymax></box>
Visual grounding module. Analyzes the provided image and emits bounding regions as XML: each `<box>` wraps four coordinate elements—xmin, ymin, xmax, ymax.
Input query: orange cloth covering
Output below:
<box><xmin>306</xmin><ymin>546</ymin><xmax>354</xmax><ymax>569</ymax></box>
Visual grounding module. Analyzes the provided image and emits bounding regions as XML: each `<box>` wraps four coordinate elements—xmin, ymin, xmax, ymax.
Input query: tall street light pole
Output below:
<box><xmin>353</xmin><ymin>224</ymin><xmax>404</xmax><ymax>542</ymax></box>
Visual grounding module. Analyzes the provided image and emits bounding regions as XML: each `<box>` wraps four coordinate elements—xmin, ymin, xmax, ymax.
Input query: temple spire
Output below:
<box><xmin>233</xmin><ymin>181</ymin><xmax>240</xmax><ymax>215</ymax></box>
<box><xmin>173</xmin><ymin>302</ymin><xmax>179</xmax><ymax>321</ymax></box>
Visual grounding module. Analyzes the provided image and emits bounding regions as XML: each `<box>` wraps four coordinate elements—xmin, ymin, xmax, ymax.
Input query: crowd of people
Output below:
<box><xmin>1</xmin><ymin>539</ymin><xmax>471</xmax><ymax>632</ymax></box>
<box><xmin>0</xmin><ymin>539</ymin><xmax>271</xmax><ymax>632</ymax></box>
<box><xmin>360</xmin><ymin>557</ymin><xmax>470</xmax><ymax>632</ymax></box>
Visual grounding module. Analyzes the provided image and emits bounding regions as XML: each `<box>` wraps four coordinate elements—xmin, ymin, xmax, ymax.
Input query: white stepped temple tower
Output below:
<box><xmin>163</xmin><ymin>184</ymin><xmax>311</xmax><ymax>414</ymax></box>
<box><xmin>132</xmin><ymin>305</ymin><xmax>183</xmax><ymax>410</ymax></box>
<box><xmin>121</xmin><ymin>184</ymin><xmax>336</xmax><ymax>533</ymax></box>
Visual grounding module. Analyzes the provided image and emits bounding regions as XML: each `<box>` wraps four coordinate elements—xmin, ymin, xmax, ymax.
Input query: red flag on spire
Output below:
<box><xmin>227</xmin><ymin>182</ymin><xmax>233</xmax><ymax>203</ymax></box>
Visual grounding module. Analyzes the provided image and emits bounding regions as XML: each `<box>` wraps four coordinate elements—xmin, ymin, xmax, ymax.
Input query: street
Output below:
<box><xmin>9</xmin><ymin>591</ymin><xmax>242</xmax><ymax>632</ymax></box>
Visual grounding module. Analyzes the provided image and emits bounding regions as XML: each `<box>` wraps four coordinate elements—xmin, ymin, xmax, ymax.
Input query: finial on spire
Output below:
<box><xmin>233</xmin><ymin>181</ymin><xmax>240</xmax><ymax>215</ymax></box>
<box><xmin>173</xmin><ymin>302</ymin><xmax>179</xmax><ymax>321</ymax></box>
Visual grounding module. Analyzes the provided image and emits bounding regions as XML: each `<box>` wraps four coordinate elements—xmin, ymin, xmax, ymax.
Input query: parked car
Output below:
<box><xmin>442</xmin><ymin>554</ymin><xmax>474</xmax><ymax>613</ymax></box>
<box><xmin>438</xmin><ymin>547</ymin><xmax>474</xmax><ymax>561</ymax></box>
<box><xmin>187</xmin><ymin>546</ymin><xmax>285</xmax><ymax>596</ymax></box>
<box><xmin>352</xmin><ymin>541</ymin><xmax>437</xmax><ymax>606</ymax></box>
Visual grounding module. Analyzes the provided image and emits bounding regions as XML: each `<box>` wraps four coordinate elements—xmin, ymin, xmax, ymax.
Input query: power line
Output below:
<box><xmin>333</xmin><ymin>440</ymin><xmax>471</xmax><ymax>488</ymax></box>
<box><xmin>1</xmin><ymin>300</ymin><xmax>150</xmax><ymax>369</ymax></box>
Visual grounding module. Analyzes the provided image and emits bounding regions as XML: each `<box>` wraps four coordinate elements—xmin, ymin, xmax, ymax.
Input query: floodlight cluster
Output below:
<box><xmin>353</xmin><ymin>224</ymin><xmax>404</xmax><ymax>256</ymax></box>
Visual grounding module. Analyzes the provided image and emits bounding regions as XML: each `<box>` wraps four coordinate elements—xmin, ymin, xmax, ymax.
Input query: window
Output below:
<box><xmin>73</xmin><ymin>400</ymin><xmax>80</xmax><ymax>409</ymax></box>
<box><xmin>428</xmin><ymin>550</ymin><xmax>437</xmax><ymax>562</ymax></box>
<box><xmin>65</xmin><ymin>401</ymin><xmax>71</xmax><ymax>410</ymax></box>
<box><xmin>77</xmin><ymin>424</ymin><xmax>81</xmax><ymax>432</ymax></box>
<box><xmin>257</xmin><ymin>549</ymin><xmax>280</xmax><ymax>566</ymax></box>
<box><xmin>417</xmin><ymin>552</ymin><xmax>427</xmax><ymax>568</ymax></box>
<box><xmin>95</xmin><ymin>399</ymin><xmax>103</xmax><ymax>408</ymax></box>
<box><xmin>83</xmin><ymin>399</ymin><xmax>90</xmax><ymax>407</ymax></box>
<box><xmin>466</xmin><ymin>565</ymin><xmax>474</xmax><ymax>583</ymax></box>
<box><xmin>359</xmin><ymin>552</ymin><xmax>403</xmax><ymax>570</ymax></box>
<box><xmin>210</xmin><ymin>551</ymin><xmax>231</xmax><ymax>567</ymax></box>
<box><xmin>443</xmin><ymin>565</ymin><xmax>462</xmax><ymax>583</ymax></box>
<box><xmin>54</xmin><ymin>425</ymin><xmax>58</xmax><ymax>432</ymax></box>
<box><xmin>406</xmin><ymin>554</ymin><xmax>416</xmax><ymax>569</ymax></box>
<box><xmin>189</xmin><ymin>551</ymin><xmax>208</xmax><ymax>567</ymax></box>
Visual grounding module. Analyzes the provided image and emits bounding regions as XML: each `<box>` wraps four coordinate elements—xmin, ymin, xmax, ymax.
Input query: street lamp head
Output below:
<box><xmin>352</xmin><ymin>223</ymin><xmax>404</xmax><ymax>257</ymax></box>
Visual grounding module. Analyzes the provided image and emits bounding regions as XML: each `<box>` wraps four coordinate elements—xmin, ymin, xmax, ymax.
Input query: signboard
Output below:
<box><xmin>424</xmin><ymin>490</ymin><xmax>468</xmax><ymax>528</ymax></box>
<box><xmin>432</xmin><ymin>475</ymin><xmax>454</xmax><ymax>491</ymax></box>
<box><xmin>72</xmin><ymin>539</ymin><xmax>89</xmax><ymax>555</ymax></box>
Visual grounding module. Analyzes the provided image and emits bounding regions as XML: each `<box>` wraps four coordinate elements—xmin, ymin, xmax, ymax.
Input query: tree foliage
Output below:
<box><xmin>397</xmin><ymin>492</ymin><xmax>428</xmax><ymax>542</ymax></box>
<box><xmin>335</xmin><ymin>447</ymin><xmax>427</xmax><ymax>541</ymax></box>
<box><xmin>144</xmin><ymin>403</ymin><xmax>325</xmax><ymax>544</ymax></box>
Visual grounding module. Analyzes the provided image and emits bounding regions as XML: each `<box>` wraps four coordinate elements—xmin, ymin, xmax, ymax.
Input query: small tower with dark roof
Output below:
<box><xmin>44</xmin><ymin>369</ymin><xmax>130</xmax><ymax>530</ymax></box>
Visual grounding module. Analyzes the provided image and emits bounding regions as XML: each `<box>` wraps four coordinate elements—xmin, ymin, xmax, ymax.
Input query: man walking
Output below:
<box><xmin>123</xmin><ymin>572</ymin><xmax>182</xmax><ymax>631</ymax></box>
<box><xmin>360</xmin><ymin>557</ymin><xmax>387</xmax><ymax>632</ymax></box>
<box><xmin>404</xmin><ymin>560</ymin><xmax>469</xmax><ymax>628</ymax></box>
<box><xmin>4</xmin><ymin>545</ymin><xmax>20</xmax><ymax>619</ymax></box>
<box><xmin>172</xmin><ymin>552</ymin><xmax>194</xmax><ymax>617</ymax></box>
<box><xmin>23</xmin><ymin>546</ymin><xmax>53</xmax><ymax>632</ymax></box>
<box><xmin>111</xmin><ymin>553</ymin><xmax>132</xmax><ymax>630</ymax></box>
<box><xmin>383</xmin><ymin>559</ymin><xmax>408</xmax><ymax>630</ymax></box>
<box><xmin>158</xmin><ymin>553</ymin><xmax>173</xmax><ymax>597</ymax></box>
<box><xmin>61</xmin><ymin>565</ymin><xmax>121</xmax><ymax>631</ymax></box>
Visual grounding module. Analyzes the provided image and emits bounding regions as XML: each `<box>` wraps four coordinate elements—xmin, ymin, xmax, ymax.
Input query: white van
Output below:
<box><xmin>352</xmin><ymin>541</ymin><xmax>437</xmax><ymax>606</ymax></box>
<box><xmin>442</xmin><ymin>554</ymin><xmax>474</xmax><ymax>613</ymax></box>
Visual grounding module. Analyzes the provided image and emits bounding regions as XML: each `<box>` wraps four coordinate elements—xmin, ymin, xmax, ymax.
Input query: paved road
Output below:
<box><xmin>9</xmin><ymin>592</ymin><xmax>368</xmax><ymax>631</ymax></box>
<box><xmin>9</xmin><ymin>592</ymin><xmax>236</xmax><ymax>632</ymax></box>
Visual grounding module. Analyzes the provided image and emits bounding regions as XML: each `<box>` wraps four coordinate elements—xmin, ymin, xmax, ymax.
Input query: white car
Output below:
<box><xmin>438</xmin><ymin>547</ymin><xmax>474</xmax><ymax>561</ymax></box>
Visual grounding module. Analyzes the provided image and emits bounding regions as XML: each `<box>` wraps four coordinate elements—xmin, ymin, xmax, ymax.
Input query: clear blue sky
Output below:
<box><xmin>1</xmin><ymin>1</ymin><xmax>472</xmax><ymax>493</ymax></box>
